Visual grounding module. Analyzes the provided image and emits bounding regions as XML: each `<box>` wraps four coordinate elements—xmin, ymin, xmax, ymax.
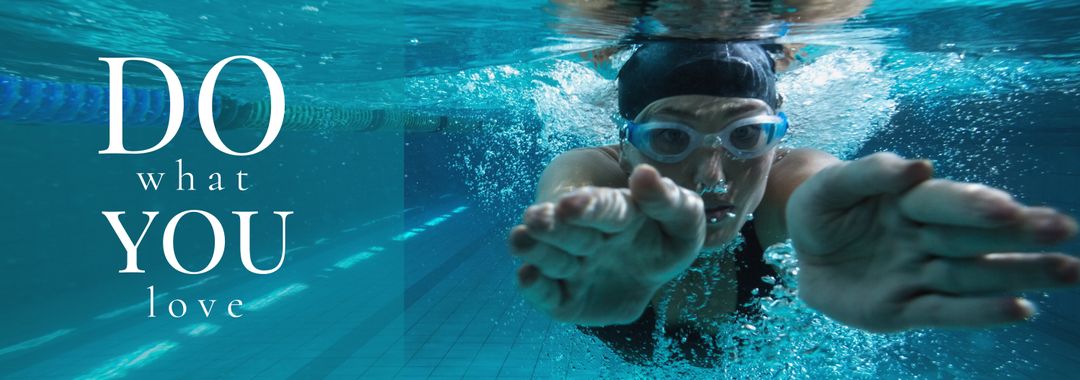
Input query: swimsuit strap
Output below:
<box><xmin>734</xmin><ymin>220</ymin><xmax>779</xmax><ymax>316</ymax></box>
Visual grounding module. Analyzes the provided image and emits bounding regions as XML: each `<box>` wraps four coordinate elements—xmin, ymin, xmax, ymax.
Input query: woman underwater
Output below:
<box><xmin>507</xmin><ymin>40</ymin><xmax>1080</xmax><ymax>364</ymax></box>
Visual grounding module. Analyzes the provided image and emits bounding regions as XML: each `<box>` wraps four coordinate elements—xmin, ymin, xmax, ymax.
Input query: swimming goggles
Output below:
<box><xmin>619</xmin><ymin>112</ymin><xmax>788</xmax><ymax>163</ymax></box>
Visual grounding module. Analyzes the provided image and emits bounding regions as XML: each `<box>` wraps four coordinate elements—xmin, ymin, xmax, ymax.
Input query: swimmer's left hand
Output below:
<box><xmin>787</xmin><ymin>152</ymin><xmax>1080</xmax><ymax>332</ymax></box>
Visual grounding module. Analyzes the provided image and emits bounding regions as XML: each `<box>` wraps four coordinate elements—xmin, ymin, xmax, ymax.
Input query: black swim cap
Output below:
<box><xmin>617</xmin><ymin>41</ymin><xmax>779</xmax><ymax>120</ymax></box>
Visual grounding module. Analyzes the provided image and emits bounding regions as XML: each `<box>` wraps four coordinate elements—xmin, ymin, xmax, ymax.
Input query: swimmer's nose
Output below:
<box><xmin>693</xmin><ymin>152</ymin><xmax>727</xmax><ymax>194</ymax></box>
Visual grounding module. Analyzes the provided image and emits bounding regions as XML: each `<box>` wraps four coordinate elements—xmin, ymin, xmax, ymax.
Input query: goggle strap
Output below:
<box><xmin>769</xmin><ymin>112</ymin><xmax>788</xmax><ymax>145</ymax></box>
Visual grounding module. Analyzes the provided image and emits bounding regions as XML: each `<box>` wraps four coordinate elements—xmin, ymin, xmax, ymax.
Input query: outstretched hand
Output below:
<box><xmin>509</xmin><ymin>165</ymin><xmax>705</xmax><ymax>326</ymax></box>
<box><xmin>788</xmin><ymin>152</ymin><xmax>1080</xmax><ymax>332</ymax></box>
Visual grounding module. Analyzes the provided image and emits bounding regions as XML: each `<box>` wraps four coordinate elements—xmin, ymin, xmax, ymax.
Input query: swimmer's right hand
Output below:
<box><xmin>508</xmin><ymin>164</ymin><xmax>705</xmax><ymax>326</ymax></box>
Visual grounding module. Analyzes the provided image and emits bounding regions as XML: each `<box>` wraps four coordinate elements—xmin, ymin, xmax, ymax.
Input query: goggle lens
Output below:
<box><xmin>727</xmin><ymin>124</ymin><xmax>767</xmax><ymax>151</ymax></box>
<box><xmin>642</xmin><ymin>128</ymin><xmax>692</xmax><ymax>155</ymax></box>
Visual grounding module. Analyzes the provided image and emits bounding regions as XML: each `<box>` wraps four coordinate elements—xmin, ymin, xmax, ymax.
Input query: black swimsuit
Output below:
<box><xmin>577</xmin><ymin>220</ymin><xmax>779</xmax><ymax>367</ymax></box>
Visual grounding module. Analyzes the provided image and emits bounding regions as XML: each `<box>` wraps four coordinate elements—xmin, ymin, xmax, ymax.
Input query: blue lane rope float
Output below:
<box><xmin>0</xmin><ymin>74</ymin><xmax>219</xmax><ymax>127</ymax></box>
<box><xmin>0</xmin><ymin>75</ymin><xmax>22</xmax><ymax>118</ymax></box>
<box><xmin>0</xmin><ymin>74</ymin><xmax>490</xmax><ymax>133</ymax></box>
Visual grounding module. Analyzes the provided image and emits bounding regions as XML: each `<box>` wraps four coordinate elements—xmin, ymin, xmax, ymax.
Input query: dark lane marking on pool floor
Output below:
<box><xmin>286</xmin><ymin>229</ymin><xmax>498</xmax><ymax>379</ymax></box>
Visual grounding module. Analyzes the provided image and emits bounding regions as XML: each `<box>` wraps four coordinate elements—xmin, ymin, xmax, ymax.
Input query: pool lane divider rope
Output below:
<box><xmin>0</xmin><ymin>74</ymin><xmax>488</xmax><ymax>133</ymax></box>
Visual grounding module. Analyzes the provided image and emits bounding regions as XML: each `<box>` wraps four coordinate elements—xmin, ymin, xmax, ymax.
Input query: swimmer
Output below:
<box><xmin>507</xmin><ymin>40</ymin><xmax>1080</xmax><ymax>363</ymax></box>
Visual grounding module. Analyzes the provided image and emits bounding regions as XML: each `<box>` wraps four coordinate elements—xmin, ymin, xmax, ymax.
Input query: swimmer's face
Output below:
<box><xmin>620</xmin><ymin>95</ymin><xmax>776</xmax><ymax>248</ymax></box>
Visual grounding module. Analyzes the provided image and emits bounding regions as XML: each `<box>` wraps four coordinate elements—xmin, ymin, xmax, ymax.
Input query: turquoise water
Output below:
<box><xmin>1</xmin><ymin>0</ymin><xmax>1079</xmax><ymax>378</ymax></box>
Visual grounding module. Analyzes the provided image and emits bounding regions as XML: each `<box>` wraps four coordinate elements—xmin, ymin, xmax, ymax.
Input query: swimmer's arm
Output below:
<box><xmin>755</xmin><ymin>148</ymin><xmax>842</xmax><ymax>246</ymax></box>
<box><xmin>780</xmin><ymin>0</ymin><xmax>872</xmax><ymax>23</ymax></box>
<box><xmin>535</xmin><ymin>146</ymin><xmax>627</xmax><ymax>203</ymax></box>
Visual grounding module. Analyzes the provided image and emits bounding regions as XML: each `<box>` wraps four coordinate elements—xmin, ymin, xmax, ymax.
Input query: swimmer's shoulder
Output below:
<box><xmin>756</xmin><ymin>148</ymin><xmax>842</xmax><ymax>246</ymax></box>
<box><xmin>770</xmin><ymin>148</ymin><xmax>840</xmax><ymax>176</ymax></box>
<box><xmin>764</xmin><ymin>147</ymin><xmax>840</xmax><ymax>208</ymax></box>
<box><xmin>536</xmin><ymin>145</ymin><xmax>628</xmax><ymax>202</ymax></box>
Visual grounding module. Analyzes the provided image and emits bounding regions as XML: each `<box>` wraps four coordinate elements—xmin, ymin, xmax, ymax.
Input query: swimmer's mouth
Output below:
<box><xmin>704</xmin><ymin>204</ymin><xmax>735</xmax><ymax>223</ymax></box>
